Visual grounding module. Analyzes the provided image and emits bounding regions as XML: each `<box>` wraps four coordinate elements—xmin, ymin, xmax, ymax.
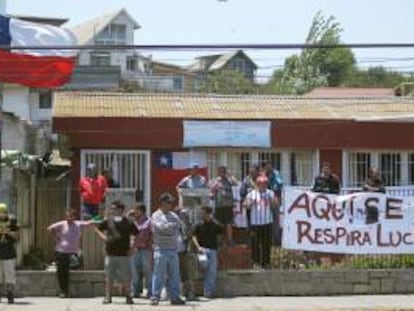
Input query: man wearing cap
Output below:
<box><xmin>0</xmin><ymin>203</ymin><xmax>19</xmax><ymax>304</ymax></box>
<box><xmin>79</xmin><ymin>163</ymin><xmax>108</xmax><ymax>220</ymax></box>
<box><xmin>150</xmin><ymin>192</ymin><xmax>185</xmax><ymax>306</ymax></box>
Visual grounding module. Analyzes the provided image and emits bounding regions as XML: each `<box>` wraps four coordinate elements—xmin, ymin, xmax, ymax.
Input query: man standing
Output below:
<box><xmin>130</xmin><ymin>203</ymin><xmax>152</xmax><ymax>299</ymax></box>
<box><xmin>94</xmin><ymin>201</ymin><xmax>137</xmax><ymax>305</ymax></box>
<box><xmin>262</xmin><ymin>162</ymin><xmax>283</xmax><ymax>245</ymax></box>
<box><xmin>150</xmin><ymin>192</ymin><xmax>185</xmax><ymax>306</ymax></box>
<box><xmin>0</xmin><ymin>203</ymin><xmax>19</xmax><ymax>304</ymax></box>
<box><xmin>192</xmin><ymin>206</ymin><xmax>223</xmax><ymax>298</ymax></box>
<box><xmin>210</xmin><ymin>166</ymin><xmax>238</xmax><ymax>246</ymax></box>
<box><xmin>312</xmin><ymin>162</ymin><xmax>341</xmax><ymax>194</ymax></box>
<box><xmin>79</xmin><ymin>163</ymin><xmax>107</xmax><ymax>220</ymax></box>
<box><xmin>176</xmin><ymin>161</ymin><xmax>207</xmax><ymax>301</ymax></box>
<box><xmin>363</xmin><ymin>167</ymin><xmax>386</xmax><ymax>193</ymax></box>
<box><xmin>243</xmin><ymin>176</ymin><xmax>277</xmax><ymax>269</ymax></box>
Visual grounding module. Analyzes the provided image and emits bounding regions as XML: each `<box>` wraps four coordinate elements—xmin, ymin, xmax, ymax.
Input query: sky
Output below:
<box><xmin>5</xmin><ymin>0</ymin><xmax>414</xmax><ymax>81</ymax></box>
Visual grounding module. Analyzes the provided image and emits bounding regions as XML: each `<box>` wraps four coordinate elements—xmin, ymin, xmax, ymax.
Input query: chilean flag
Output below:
<box><xmin>154</xmin><ymin>151</ymin><xmax>208</xmax><ymax>198</ymax></box>
<box><xmin>0</xmin><ymin>15</ymin><xmax>77</xmax><ymax>88</ymax></box>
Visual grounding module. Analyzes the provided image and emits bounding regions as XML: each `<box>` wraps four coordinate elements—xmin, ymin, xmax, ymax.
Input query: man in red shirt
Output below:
<box><xmin>79</xmin><ymin>163</ymin><xmax>107</xmax><ymax>220</ymax></box>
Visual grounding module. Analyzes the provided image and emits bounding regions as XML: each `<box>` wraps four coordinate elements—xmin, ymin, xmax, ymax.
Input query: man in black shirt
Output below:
<box><xmin>0</xmin><ymin>203</ymin><xmax>19</xmax><ymax>304</ymax></box>
<box><xmin>192</xmin><ymin>206</ymin><xmax>223</xmax><ymax>298</ymax></box>
<box><xmin>312</xmin><ymin>162</ymin><xmax>340</xmax><ymax>194</ymax></box>
<box><xmin>95</xmin><ymin>201</ymin><xmax>138</xmax><ymax>305</ymax></box>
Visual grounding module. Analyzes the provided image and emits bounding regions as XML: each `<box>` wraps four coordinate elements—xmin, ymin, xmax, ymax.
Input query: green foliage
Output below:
<box><xmin>344</xmin><ymin>66</ymin><xmax>414</xmax><ymax>88</ymax></box>
<box><xmin>197</xmin><ymin>70</ymin><xmax>255</xmax><ymax>94</ymax></box>
<box><xmin>268</xmin><ymin>11</ymin><xmax>356</xmax><ymax>94</ymax></box>
<box><xmin>345</xmin><ymin>255</ymin><xmax>414</xmax><ymax>269</ymax></box>
<box><xmin>270</xmin><ymin>248</ymin><xmax>414</xmax><ymax>270</ymax></box>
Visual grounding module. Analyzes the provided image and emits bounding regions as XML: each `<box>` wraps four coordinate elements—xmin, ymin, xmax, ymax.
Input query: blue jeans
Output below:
<box><xmin>130</xmin><ymin>249</ymin><xmax>152</xmax><ymax>296</ymax></box>
<box><xmin>151</xmin><ymin>249</ymin><xmax>180</xmax><ymax>301</ymax></box>
<box><xmin>203</xmin><ymin>248</ymin><xmax>218</xmax><ymax>297</ymax></box>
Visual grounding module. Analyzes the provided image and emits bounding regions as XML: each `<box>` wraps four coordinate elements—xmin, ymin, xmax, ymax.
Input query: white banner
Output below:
<box><xmin>183</xmin><ymin>120</ymin><xmax>271</xmax><ymax>147</ymax></box>
<box><xmin>282</xmin><ymin>189</ymin><xmax>414</xmax><ymax>254</ymax></box>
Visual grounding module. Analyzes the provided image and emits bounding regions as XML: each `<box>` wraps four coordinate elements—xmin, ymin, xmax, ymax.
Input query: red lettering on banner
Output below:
<box><xmin>385</xmin><ymin>198</ymin><xmax>403</xmax><ymax>219</ymax></box>
<box><xmin>297</xmin><ymin>220</ymin><xmax>312</xmax><ymax>243</ymax></box>
<box><xmin>311</xmin><ymin>195</ymin><xmax>331</xmax><ymax>221</ymax></box>
<box><xmin>288</xmin><ymin>193</ymin><xmax>311</xmax><ymax>217</ymax></box>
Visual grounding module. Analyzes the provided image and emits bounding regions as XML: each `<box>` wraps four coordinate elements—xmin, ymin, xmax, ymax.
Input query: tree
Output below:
<box><xmin>344</xmin><ymin>66</ymin><xmax>414</xmax><ymax>88</ymax></box>
<box><xmin>268</xmin><ymin>11</ymin><xmax>356</xmax><ymax>94</ymax></box>
<box><xmin>197</xmin><ymin>70</ymin><xmax>255</xmax><ymax>94</ymax></box>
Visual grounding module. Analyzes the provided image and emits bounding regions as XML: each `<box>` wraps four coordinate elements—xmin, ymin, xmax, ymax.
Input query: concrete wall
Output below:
<box><xmin>15</xmin><ymin>269</ymin><xmax>414</xmax><ymax>297</ymax></box>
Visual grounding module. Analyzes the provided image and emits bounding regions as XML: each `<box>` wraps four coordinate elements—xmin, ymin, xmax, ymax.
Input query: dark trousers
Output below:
<box><xmin>250</xmin><ymin>224</ymin><xmax>272</xmax><ymax>267</ymax></box>
<box><xmin>55</xmin><ymin>252</ymin><xmax>71</xmax><ymax>295</ymax></box>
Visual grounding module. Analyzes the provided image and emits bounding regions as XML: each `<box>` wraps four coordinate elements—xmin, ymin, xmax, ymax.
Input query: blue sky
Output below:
<box><xmin>6</xmin><ymin>0</ymin><xmax>414</xmax><ymax>80</ymax></box>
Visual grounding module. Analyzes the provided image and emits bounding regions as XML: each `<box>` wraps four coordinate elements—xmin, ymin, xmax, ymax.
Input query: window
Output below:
<box><xmin>126</xmin><ymin>56</ymin><xmax>137</xmax><ymax>71</ymax></box>
<box><xmin>258</xmin><ymin>152</ymin><xmax>281</xmax><ymax>171</ymax></box>
<box><xmin>173</xmin><ymin>76</ymin><xmax>184</xmax><ymax>91</ymax></box>
<box><xmin>290</xmin><ymin>150</ymin><xmax>314</xmax><ymax>186</ymax></box>
<box><xmin>345</xmin><ymin>150</ymin><xmax>413</xmax><ymax>187</ymax></box>
<box><xmin>347</xmin><ymin>152</ymin><xmax>371</xmax><ymax>188</ymax></box>
<box><xmin>95</xmin><ymin>24</ymin><xmax>126</xmax><ymax>45</ymax></box>
<box><xmin>230</xmin><ymin>59</ymin><xmax>245</xmax><ymax>74</ymax></box>
<box><xmin>204</xmin><ymin>149</ymin><xmax>316</xmax><ymax>186</ymax></box>
<box><xmin>90</xmin><ymin>52</ymin><xmax>111</xmax><ymax>66</ymax></box>
<box><xmin>39</xmin><ymin>91</ymin><xmax>52</xmax><ymax>109</ymax></box>
<box><xmin>379</xmin><ymin>153</ymin><xmax>401</xmax><ymax>186</ymax></box>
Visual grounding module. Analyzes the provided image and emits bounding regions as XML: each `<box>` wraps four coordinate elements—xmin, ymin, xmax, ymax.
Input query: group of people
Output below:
<box><xmin>0</xmin><ymin>160</ymin><xmax>387</xmax><ymax>305</ymax></box>
<box><xmin>47</xmin><ymin>192</ymin><xmax>222</xmax><ymax>305</ymax></box>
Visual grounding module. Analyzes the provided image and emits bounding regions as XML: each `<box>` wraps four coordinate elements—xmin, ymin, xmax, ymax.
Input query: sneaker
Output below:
<box><xmin>58</xmin><ymin>292</ymin><xmax>67</xmax><ymax>299</ymax></box>
<box><xmin>102</xmin><ymin>297</ymin><xmax>112</xmax><ymax>304</ymax></box>
<box><xmin>126</xmin><ymin>296</ymin><xmax>134</xmax><ymax>305</ymax></box>
<box><xmin>6</xmin><ymin>292</ymin><xmax>14</xmax><ymax>304</ymax></box>
<box><xmin>186</xmin><ymin>292</ymin><xmax>198</xmax><ymax>301</ymax></box>
<box><xmin>150</xmin><ymin>298</ymin><xmax>159</xmax><ymax>306</ymax></box>
<box><xmin>171</xmin><ymin>298</ymin><xmax>186</xmax><ymax>305</ymax></box>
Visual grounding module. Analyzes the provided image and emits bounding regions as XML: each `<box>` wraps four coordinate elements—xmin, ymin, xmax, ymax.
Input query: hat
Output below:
<box><xmin>0</xmin><ymin>203</ymin><xmax>7</xmax><ymax>213</ymax></box>
<box><xmin>158</xmin><ymin>192</ymin><xmax>176</xmax><ymax>203</ymax></box>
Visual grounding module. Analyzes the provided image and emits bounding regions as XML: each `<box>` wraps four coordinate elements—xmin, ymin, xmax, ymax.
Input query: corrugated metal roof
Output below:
<box><xmin>305</xmin><ymin>87</ymin><xmax>395</xmax><ymax>98</ymax></box>
<box><xmin>53</xmin><ymin>92</ymin><xmax>414</xmax><ymax>120</ymax></box>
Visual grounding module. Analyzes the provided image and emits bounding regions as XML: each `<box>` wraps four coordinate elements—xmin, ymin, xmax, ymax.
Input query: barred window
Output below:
<box><xmin>290</xmin><ymin>150</ymin><xmax>314</xmax><ymax>186</ymax></box>
<box><xmin>379</xmin><ymin>153</ymin><xmax>401</xmax><ymax>186</ymax></box>
<box><xmin>347</xmin><ymin>152</ymin><xmax>371</xmax><ymax>188</ymax></box>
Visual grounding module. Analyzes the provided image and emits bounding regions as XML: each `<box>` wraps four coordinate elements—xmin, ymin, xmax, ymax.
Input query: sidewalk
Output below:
<box><xmin>2</xmin><ymin>295</ymin><xmax>414</xmax><ymax>310</ymax></box>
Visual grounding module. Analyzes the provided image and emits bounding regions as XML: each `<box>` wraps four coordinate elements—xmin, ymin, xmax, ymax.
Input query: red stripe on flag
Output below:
<box><xmin>0</xmin><ymin>50</ymin><xmax>76</xmax><ymax>88</ymax></box>
<box><xmin>153</xmin><ymin>167</ymin><xmax>208</xmax><ymax>201</ymax></box>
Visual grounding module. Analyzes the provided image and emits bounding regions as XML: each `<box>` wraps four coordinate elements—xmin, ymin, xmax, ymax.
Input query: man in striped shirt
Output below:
<box><xmin>243</xmin><ymin>175</ymin><xmax>278</xmax><ymax>269</ymax></box>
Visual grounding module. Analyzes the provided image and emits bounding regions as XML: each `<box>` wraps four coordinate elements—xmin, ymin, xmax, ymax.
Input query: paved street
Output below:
<box><xmin>1</xmin><ymin>295</ymin><xmax>414</xmax><ymax>311</ymax></box>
